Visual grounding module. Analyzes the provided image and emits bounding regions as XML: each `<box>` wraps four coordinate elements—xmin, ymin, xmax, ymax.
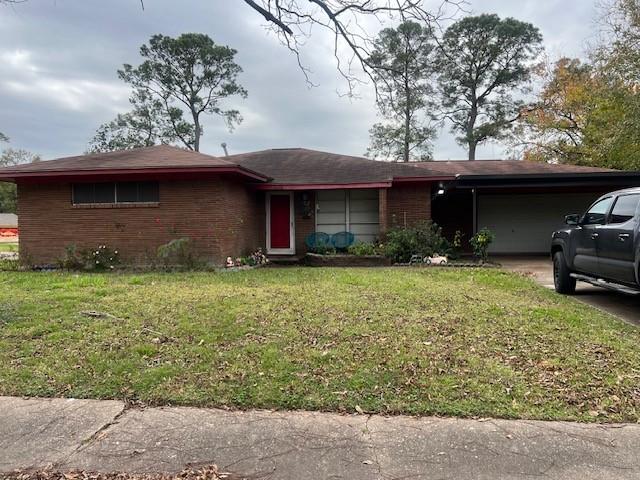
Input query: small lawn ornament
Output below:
<box><xmin>225</xmin><ymin>256</ymin><xmax>234</xmax><ymax>268</ymax></box>
<box><xmin>409</xmin><ymin>254</ymin><xmax>423</xmax><ymax>264</ymax></box>
<box><xmin>235</xmin><ymin>257</ymin><xmax>243</xmax><ymax>267</ymax></box>
<box><xmin>424</xmin><ymin>254</ymin><xmax>448</xmax><ymax>265</ymax></box>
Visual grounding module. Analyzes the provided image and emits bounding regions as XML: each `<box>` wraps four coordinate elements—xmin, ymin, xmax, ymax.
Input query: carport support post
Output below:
<box><xmin>472</xmin><ymin>188</ymin><xmax>477</xmax><ymax>234</ymax></box>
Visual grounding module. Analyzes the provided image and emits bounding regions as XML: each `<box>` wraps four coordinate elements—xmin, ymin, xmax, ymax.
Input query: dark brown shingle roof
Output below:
<box><xmin>227</xmin><ymin>148</ymin><xmax>444</xmax><ymax>185</ymax></box>
<box><xmin>0</xmin><ymin>145</ymin><xmax>623</xmax><ymax>185</ymax></box>
<box><xmin>4</xmin><ymin>145</ymin><xmax>235</xmax><ymax>172</ymax></box>
<box><xmin>0</xmin><ymin>145</ymin><xmax>270</xmax><ymax>182</ymax></box>
<box><xmin>409</xmin><ymin>160</ymin><xmax>615</xmax><ymax>176</ymax></box>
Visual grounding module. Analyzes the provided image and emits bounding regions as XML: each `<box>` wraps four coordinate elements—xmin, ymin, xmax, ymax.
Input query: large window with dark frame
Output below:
<box><xmin>72</xmin><ymin>182</ymin><xmax>159</xmax><ymax>205</ymax></box>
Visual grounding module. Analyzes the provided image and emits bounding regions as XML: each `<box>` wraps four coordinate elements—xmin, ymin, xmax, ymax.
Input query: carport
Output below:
<box><xmin>430</xmin><ymin>167</ymin><xmax>640</xmax><ymax>255</ymax></box>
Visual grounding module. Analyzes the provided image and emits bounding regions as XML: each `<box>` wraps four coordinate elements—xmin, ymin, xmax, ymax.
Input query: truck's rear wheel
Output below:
<box><xmin>553</xmin><ymin>251</ymin><xmax>576</xmax><ymax>294</ymax></box>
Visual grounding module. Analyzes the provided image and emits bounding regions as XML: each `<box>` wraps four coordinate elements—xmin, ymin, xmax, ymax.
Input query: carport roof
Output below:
<box><xmin>409</xmin><ymin>160</ymin><xmax>616</xmax><ymax>176</ymax></box>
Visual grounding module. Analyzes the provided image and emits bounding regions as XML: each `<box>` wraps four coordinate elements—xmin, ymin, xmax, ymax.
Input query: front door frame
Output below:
<box><xmin>266</xmin><ymin>191</ymin><xmax>295</xmax><ymax>255</ymax></box>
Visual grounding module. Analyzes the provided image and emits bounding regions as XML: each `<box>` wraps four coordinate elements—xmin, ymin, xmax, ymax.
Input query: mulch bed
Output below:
<box><xmin>304</xmin><ymin>253</ymin><xmax>392</xmax><ymax>267</ymax></box>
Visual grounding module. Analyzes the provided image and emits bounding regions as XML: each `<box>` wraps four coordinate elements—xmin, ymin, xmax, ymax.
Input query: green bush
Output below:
<box><xmin>383</xmin><ymin>221</ymin><xmax>450</xmax><ymax>263</ymax></box>
<box><xmin>58</xmin><ymin>244</ymin><xmax>84</xmax><ymax>270</ymax></box>
<box><xmin>0</xmin><ymin>258</ymin><xmax>19</xmax><ymax>271</ymax></box>
<box><xmin>347</xmin><ymin>242</ymin><xmax>381</xmax><ymax>256</ymax></box>
<box><xmin>157</xmin><ymin>238</ymin><xmax>199</xmax><ymax>269</ymax></box>
<box><xmin>58</xmin><ymin>244</ymin><xmax>120</xmax><ymax>271</ymax></box>
<box><xmin>470</xmin><ymin>228</ymin><xmax>495</xmax><ymax>263</ymax></box>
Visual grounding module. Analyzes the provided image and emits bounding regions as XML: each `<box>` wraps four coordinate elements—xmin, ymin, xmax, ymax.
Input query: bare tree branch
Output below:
<box><xmin>242</xmin><ymin>0</ymin><xmax>467</xmax><ymax>96</ymax></box>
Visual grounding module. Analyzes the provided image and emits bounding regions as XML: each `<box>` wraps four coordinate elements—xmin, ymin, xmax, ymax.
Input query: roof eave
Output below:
<box><xmin>0</xmin><ymin>165</ymin><xmax>271</xmax><ymax>183</ymax></box>
<box><xmin>453</xmin><ymin>171</ymin><xmax>640</xmax><ymax>188</ymax></box>
<box><xmin>392</xmin><ymin>175</ymin><xmax>457</xmax><ymax>183</ymax></box>
<box><xmin>255</xmin><ymin>181</ymin><xmax>393</xmax><ymax>191</ymax></box>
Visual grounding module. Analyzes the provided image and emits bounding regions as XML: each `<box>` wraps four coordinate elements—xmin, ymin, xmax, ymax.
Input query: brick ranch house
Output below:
<box><xmin>0</xmin><ymin>144</ymin><xmax>639</xmax><ymax>266</ymax></box>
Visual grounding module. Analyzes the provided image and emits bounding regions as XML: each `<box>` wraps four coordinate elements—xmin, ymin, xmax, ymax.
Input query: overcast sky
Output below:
<box><xmin>0</xmin><ymin>0</ymin><xmax>598</xmax><ymax>161</ymax></box>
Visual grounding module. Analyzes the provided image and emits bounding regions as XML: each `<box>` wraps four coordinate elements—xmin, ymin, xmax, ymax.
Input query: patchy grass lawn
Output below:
<box><xmin>0</xmin><ymin>242</ymin><xmax>18</xmax><ymax>252</ymax></box>
<box><xmin>0</xmin><ymin>267</ymin><xmax>638</xmax><ymax>422</ymax></box>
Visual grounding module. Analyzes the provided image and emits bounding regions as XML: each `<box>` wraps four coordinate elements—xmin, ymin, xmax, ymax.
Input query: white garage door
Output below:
<box><xmin>316</xmin><ymin>189</ymin><xmax>379</xmax><ymax>243</ymax></box>
<box><xmin>478</xmin><ymin>193</ymin><xmax>599</xmax><ymax>253</ymax></box>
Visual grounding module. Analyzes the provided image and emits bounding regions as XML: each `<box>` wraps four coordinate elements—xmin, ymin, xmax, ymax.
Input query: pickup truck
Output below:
<box><xmin>551</xmin><ymin>187</ymin><xmax>640</xmax><ymax>295</ymax></box>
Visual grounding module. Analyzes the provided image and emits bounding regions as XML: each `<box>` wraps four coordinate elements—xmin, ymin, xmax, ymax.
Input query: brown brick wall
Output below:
<box><xmin>17</xmin><ymin>178</ymin><xmax>265</xmax><ymax>266</ymax></box>
<box><xmin>379</xmin><ymin>188</ymin><xmax>388</xmax><ymax>233</ymax></box>
<box><xmin>383</xmin><ymin>183</ymin><xmax>432</xmax><ymax>231</ymax></box>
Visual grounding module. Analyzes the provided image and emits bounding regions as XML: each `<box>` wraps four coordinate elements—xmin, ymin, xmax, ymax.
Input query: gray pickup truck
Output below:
<box><xmin>551</xmin><ymin>187</ymin><xmax>640</xmax><ymax>295</ymax></box>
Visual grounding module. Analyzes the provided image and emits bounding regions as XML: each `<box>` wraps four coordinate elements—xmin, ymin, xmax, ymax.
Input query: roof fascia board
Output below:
<box><xmin>255</xmin><ymin>182</ymin><xmax>393</xmax><ymax>191</ymax></box>
<box><xmin>0</xmin><ymin>166</ymin><xmax>270</xmax><ymax>183</ymax></box>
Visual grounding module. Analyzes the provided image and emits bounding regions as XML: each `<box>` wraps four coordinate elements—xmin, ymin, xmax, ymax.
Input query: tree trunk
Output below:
<box><xmin>467</xmin><ymin>98</ymin><xmax>478</xmax><ymax>161</ymax></box>
<box><xmin>403</xmin><ymin>44</ymin><xmax>410</xmax><ymax>163</ymax></box>
<box><xmin>468</xmin><ymin>141</ymin><xmax>477</xmax><ymax>161</ymax></box>
<box><xmin>192</xmin><ymin>108</ymin><xmax>201</xmax><ymax>152</ymax></box>
<box><xmin>403</xmin><ymin>107</ymin><xmax>410</xmax><ymax>163</ymax></box>
<box><xmin>193</xmin><ymin>122</ymin><xmax>200</xmax><ymax>152</ymax></box>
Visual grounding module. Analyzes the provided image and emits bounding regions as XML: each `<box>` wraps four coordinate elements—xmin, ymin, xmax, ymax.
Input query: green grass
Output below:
<box><xmin>0</xmin><ymin>267</ymin><xmax>638</xmax><ymax>422</ymax></box>
<box><xmin>0</xmin><ymin>242</ymin><xmax>18</xmax><ymax>252</ymax></box>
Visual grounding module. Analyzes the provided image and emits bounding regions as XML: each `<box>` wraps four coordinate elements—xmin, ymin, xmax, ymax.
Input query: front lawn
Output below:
<box><xmin>0</xmin><ymin>267</ymin><xmax>638</xmax><ymax>422</ymax></box>
<box><xmin>0</xmin><ymin>242</ymin><xmax>18</xmax><ymax>252</ymax></box>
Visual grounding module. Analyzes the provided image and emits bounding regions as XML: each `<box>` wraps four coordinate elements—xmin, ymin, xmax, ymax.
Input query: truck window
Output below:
<box><xmin>609</xmin><ymin>194</ymin><xmax>640</xmax><ymax>224</ymax></box>
<box><xmin>582</xmin><ymin>197</ymin><xmax>613</xmax><ymax>225</ymax></box>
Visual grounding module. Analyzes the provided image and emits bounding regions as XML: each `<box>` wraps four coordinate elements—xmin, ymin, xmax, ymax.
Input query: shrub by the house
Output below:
<box><xmin>383</xmin><ymin>221</ymin><xmax>450</xmax><ymax>263</ymax></box>
<box><xmin>470</xmin><ymin>228</ymin><xmax>495</xmax><ymax>263</ymax></box>
<box><xmin>347</xmin><ymin>242</ymin><xmax>383</xmax><ymax>256</ymax></box>
<box><xmin>157</xmin><ymin>238</ymin><xmax>199</xmax><ymax>269</ymax></box>
<box><xmin>58</xmin><ymin>244</ymin><xmax>120</xmax><ymax>271</ymax></box>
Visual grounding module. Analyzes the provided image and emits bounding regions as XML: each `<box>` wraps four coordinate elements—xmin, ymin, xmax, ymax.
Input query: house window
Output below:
<box><xmin>315</xmin><ymin>189</ymin><xmax>380</xmax><ymax>243</ymax></box>
<box><xmin>72</xmin><ymin>182</ymin><xmax>159</xmax><ymax>205</ymax></box>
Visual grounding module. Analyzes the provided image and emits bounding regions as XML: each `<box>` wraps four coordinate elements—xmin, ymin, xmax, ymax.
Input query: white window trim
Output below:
<box><xmin>266</xmin><ymin>192</ymin><xmax>295</xmax><ymax>255</ymax></box>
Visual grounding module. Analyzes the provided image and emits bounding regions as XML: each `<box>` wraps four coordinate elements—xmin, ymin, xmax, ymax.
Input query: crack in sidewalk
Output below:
<box><xmin>54</xmin><ymin>401</ymin><xmax>130</xmax><ymax>469</ymax></box>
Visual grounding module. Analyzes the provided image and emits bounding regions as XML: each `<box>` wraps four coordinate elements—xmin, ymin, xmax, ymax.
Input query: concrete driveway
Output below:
<box><xmin>500</xmin><ymin>256</ymin><xmax>640</xmax><ymax>325</ymax></box>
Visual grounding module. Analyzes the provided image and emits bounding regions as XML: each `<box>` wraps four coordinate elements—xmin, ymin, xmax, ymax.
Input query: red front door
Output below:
<box><xmin>269</xmin><ymin>194</ymin><xmax>291</xmax><ymax>250</ymax></box>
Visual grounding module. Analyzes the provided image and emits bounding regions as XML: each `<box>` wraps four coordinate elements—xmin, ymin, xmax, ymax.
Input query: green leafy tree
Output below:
<box><xmin>595</xmin><ymin>0</ymin><xmax>640</xmax><ymax>83</ymax></box>
<box><xmin>0</xmin><ymin>137</ymin><xmax>40</xmax><ymax>213</ymax></box>
<box><xmin>90</xmin><ymin>33</ymin><xmax>246</xmax><ymax>152</ymax></box>
<box><xmin>366</xmin><ymin>21</ymin><xmax>437</xmax><ymax>162</ymax></box>
<box><xmin>89</xmin><ymin>90</ymin><xmax>192</xmax><ymax>153</ymax></box>
<box><xmin>515</xmin><ymin>57</ymin><xmax>640</xmax><ymax>169</ymax></box>
<box><xmin>514</xmin><ymin>58</ymin><xmax>595</xmax><ymax>164</ymax></box>
<box><xmin>435</xmin><ymin>14</ymin><xmax>543</xmax><ymax>160</ymax></box>
<box><xmin>515</xmin><ymin>0</ymin><xmax>640</xmax><ymax>170</ymax></box>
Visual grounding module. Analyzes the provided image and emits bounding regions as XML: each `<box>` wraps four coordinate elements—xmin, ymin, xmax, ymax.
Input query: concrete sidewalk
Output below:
<box><xmin>2</xmin><ymin>396</ymin><xmax>640</xmax><ymax>479</ymax></box>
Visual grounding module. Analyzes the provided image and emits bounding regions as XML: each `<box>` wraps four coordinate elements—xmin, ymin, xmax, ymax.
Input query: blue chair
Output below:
<box><xmin>331</xmin><ymin>231</ymin><xmax>355</xmax><ymax>249</ymax></box>
<box><xmin>305</xmin><ymin>232</ymin><xmax>331</xmax><ymax>250</ymax></box>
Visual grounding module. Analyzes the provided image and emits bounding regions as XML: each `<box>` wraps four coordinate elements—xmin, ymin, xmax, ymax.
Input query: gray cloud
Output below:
<box><xmin>0</xmin><ymin>0</ymin><xmax>597</xmax><ymax>160</ymax></box>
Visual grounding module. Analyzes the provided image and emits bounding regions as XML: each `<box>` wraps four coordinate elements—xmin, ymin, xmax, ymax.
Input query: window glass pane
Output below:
<box><xmin>610</xmin><ymin>194</ymin><xmax>640</xmax><ymax>224</ymax></box>
<box><xmin>583</xmin><ymin>197</ymin><xmax>613</xmax><ymax>225</ymax></box>
<box><xmin>73</xmin><ymin>184</ymin><xmax>94</xmax><ymax>204</ymax></box>
<box><xmin>116</xmin><ymin>182</ymin><xmax>138</xmax><ymax>202</ymax></box>
<box><xmin>138</xmin><ymin>182</ymin><xmax>159</xmax><ymax>202</ymax></box>
<box><xmin>91</xmin><ymin>183</ymin><xmax>115</xmax><ymax>203</ymax></box>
